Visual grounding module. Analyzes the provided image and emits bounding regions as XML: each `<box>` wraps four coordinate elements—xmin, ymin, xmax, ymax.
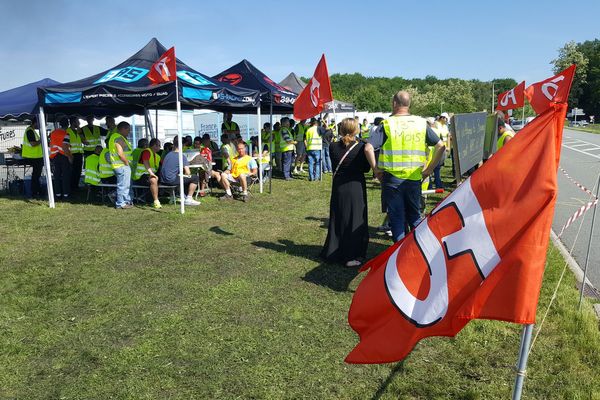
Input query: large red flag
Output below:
<box><xmin>525</xmin><ymin>65</ymin><xmax>576</xmax><ymax>114</ymax></box>
<box><xmin>293</xmin><ymin>54</ymin><xmax>333</xmax><ymax>120</ymax></box>
<box><xmin>496</xmin><ymin>81</ymin><xmax>525</xmax><ymax>111</ymax></box>
<box><xmin>346</xmin><ymin>102</ymin><xmax>568</xmax><ymax>364</ymax></box>
<box><xmin>148</xmin><ymin>47</ymin><xmax>177</xmax><ymax>85</ymax></box>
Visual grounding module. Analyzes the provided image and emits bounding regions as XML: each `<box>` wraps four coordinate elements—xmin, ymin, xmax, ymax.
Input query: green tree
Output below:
<box><xmin>551</xmin><ymin>40</ymin><xmax>589</xmax><ymax>107</ymax></box>
<box><xmin>576</xmin><ymin>39</ymin><xmax>600</xmax><ymax>118</ymax></box>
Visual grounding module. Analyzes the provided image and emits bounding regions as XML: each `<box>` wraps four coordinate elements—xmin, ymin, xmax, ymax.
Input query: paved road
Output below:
<box><xmin>554</xmin><ymin>128</ymin><xmax>600</xmax><ymax>289</ymax></box>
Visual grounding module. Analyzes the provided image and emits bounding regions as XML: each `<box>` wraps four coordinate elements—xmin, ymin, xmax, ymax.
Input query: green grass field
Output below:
<box><xmin>1</xmin><ymin>168</ymin><xmax>599</xmax><ymax>399</ymax></box>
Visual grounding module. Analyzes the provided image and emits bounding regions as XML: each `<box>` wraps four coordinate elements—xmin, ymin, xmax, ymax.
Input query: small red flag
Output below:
<box><xmin>149</xmin><ymin>47</ymin><xmax>177</xmax><ymax>85</ymax></box>
<box><xmin>346</xmin><ymin>103</ymin><xmax>568</xmax><ymax>364</ymax></box>
<box><xmin>496</xmin><ymin>81</ymin><xmax>525</xmax><ymax>111</ymax></box>
<box><xmin>293</xmin><ymin>54</ymin><xmax>333</xmax><ymax>120</ymax></box>
<box><xmin>525</xmin><ymin>65</ymin><xmax>576</xmax><ymax>114</ymax></box>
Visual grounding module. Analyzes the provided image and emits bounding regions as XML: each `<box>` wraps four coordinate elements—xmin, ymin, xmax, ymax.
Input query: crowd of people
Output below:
<box><xmin>20</xmin><ymin>92</ymin><xmax>512</xmax><ymax>268</ymax></box>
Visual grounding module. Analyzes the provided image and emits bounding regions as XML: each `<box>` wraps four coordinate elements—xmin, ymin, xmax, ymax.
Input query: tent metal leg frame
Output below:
<box><xmin>38</xmin><ymin>106</ymin><xmax>55</xmax><ymax>208</ymax></box>
<box><xmin>257</xmin><ymin>103</ymin><xmax>263</xmax><ymax>193</ymax></box>
<box><xmin>175</xmin><ymin>80</ymin><xmax>185</xmax><ymax>214</ymax></box>
<box><xmin>512</xmin><ymin>324</ymin><xmax>534</xmax><ymax>400</ymax></box>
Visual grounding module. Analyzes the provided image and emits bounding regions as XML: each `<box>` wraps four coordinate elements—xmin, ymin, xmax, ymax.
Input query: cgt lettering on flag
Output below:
<box><xmin>385</xmin><ymin>179</ymin><xmax>500</xmax><ymax>327</ymax></box>
<box><xmin>496</xmin><ymin>81</ymin><xmax>525</xmax><ymax>111</ymax></box>
<box><xmin>525</xmin><ymin>65</ymin><xmax>576</xmax><ymax>114</ymax></box>
<box><xmin>149</xmin><ymin>47</ymin><xmax>177</xmax><ymax>85</ymax></box>
<box><xmin>293</xmin><ymin>54</ymin><xmax>333</xmax><ymax>120</ymax></box>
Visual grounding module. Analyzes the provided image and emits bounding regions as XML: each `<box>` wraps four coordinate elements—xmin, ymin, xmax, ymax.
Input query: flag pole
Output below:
<box><xmin>38</xmin><ymin>106</ymin><xmax>55</xmax><ymax>208</ymax></box>
<box><xmin>269</xmin><ymin>94</ymin><xmax>273</xmax><ymax>194</ymax></box>
<box><xmin>579</xmin><ymin>173</ymin><xmax>600</xmax><ymax>310</ymax></box>
<box><xmin>175</xmin><ymin>78</ymin><xmax>185</xmax><ymax>214</ymax></box>
<box><xmin>512</xmin><ymin>323</ymin><xmax>534</xmax><ymax>400</ymax></box>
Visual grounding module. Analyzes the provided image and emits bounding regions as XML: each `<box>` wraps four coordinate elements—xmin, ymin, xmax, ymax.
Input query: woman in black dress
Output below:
<box><xmin>320</xmin><ymin>118</ymin><xmax>378</xmax><ymax>267</ymax></box>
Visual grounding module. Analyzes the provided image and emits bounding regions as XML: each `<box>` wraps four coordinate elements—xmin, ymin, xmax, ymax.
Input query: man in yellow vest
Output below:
<box><xmin>430</xmin><ymin>113</ymin><xmax>450</xmax><ymax>189</ymax></box>
<box><xmin>22</xmin><ymin>117</ymin><xmax>44</xmax><ymax>198</ymax></box>
<box><xmin>109</xmin><ymin>121</ymin><xmax>134</xmax><ymax>209</ymax></box>
<box><xmin>305</xmin><ymin>118</ymin><xmax>322</xmax><ymax>181</ymax></box>
<box><xmin>496</xmin><ymin>119</ymin><xmax>514</xmax><ymax>151</ymax></box>
<box><xmin>67</xmin><ymin>116</ymin><xmax>85</xmax><ymax>192</ymax></box>
<box><xmin>104</xmin><ymin>116</ymin><xmax>117</xmax><ymax>146</ymax></box>
<box><xmin>370</xmin><ymin>91</ymin><xmax>445</xmax><ymax>241</ymax></box>
<box><xmin>84</xmin><ymin>145</ymin><xmax>102</xmax><ymax>187</ymax></box>
<box><xmin>361</xmin><ymin>118</ymin><xmax>370</xmax><ymax>140</ymax></box>
<box><xmin>82</xmin><ymin>115</ymin><xmax>104</xmax><ymax>157</ymax></box>
<box><xmin>133</xmin><ymin>138</ymin><xmax>162</xmax><ymax>209</ymax></box>
<box><xmin>219</xmin><ymin>141</ymin><xmax>258</xmax><ymax>202</ymax></box>
<box><xmin>279</xmin><ymin>117</ymin><xmax>296</xmax><ymax>180</ymax></box>
<box><xmin>221</xmin><ymin>112</ymin><xmax>240</xmax><ymax>140</ymax></box>
<box><xmin>293</xmin><ymin>119</ymin><xmax>307</xmax><ymax>174</ymax></box>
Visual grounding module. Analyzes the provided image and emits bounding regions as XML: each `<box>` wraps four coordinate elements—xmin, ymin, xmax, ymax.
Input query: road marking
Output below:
<box><xmin>562</xmin><ymin>137</ymin><xmax>600</xmax><ymax>159</ymax></box>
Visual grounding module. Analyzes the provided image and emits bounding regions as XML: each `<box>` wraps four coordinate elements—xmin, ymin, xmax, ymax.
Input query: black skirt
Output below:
<box><xmin>320</xmin><ymin>141</ymin><xmax>370</xmax><ymax>263</ymax></box>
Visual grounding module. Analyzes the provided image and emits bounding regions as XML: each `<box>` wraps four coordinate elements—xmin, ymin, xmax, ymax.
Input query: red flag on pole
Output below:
<box><xmin>293</xmin><ymin>54</ymin><xmax>333</xmax><ymax>120</ymax></box>
<box><xmin>525</xmin><ymin>65</ymin><xmax>576</xmax><ymax>114</ymax></box>
<box><xmin>345</xmin><ymin>102</ymin><xmax>568</xmax><ymax>364</ymax></box>
<box><xmin>148</xmin><ymin>47</ymin><xmax>177</xmax><ymax>85</ymax></box>
<box><xmin>496</xmin><ymin>81</ymin><xmax>525</xmax><ymax>111</ymax></box>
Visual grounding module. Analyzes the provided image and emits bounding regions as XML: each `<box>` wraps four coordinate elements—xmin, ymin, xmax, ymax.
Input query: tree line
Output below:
<box><xmin>552</xmin><ymin>39</ymin><xmax>600</xmax><ymax>118</ymax></box>
<box><xmin>302</xmin><ymin>74</ymin><xmax>519</xmax><ymax>116</ymax></box>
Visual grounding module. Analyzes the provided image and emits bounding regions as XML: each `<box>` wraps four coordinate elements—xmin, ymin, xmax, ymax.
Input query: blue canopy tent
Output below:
<box><xmin>0</xmin><ymin>78</ymin><xmax>60</xmax><ymax>121</ymax></box>
<box><xmin>37</xmin><ymin>38</ymin><xmax>265</xmax><ymax>211</ymax></box>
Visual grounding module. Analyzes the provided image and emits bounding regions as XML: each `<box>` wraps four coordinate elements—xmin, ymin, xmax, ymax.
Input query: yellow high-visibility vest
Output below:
<box><xmin>378</xmin><ymin>115</ymin><xmax>427</xmax><ymax>181</ymax></box>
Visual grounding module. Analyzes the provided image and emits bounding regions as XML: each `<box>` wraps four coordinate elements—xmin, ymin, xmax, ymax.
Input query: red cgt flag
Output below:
<box><xmin>149</xmin><ymin>47</ymin><xmax>177</xmax><ymax>85</ymax></box>
<box><xmin>293</xmin><ymin>54</ymin><xmax>333</xmax><ymax>120</ymax></box>
<box><xmin>346</xmin><ymin>102</ymin><xmax>568</xmax><ymax>364</ymax></box>
<box><xmin>496</xmin><ymin>81</ymin><xmax>525</xmax><ymax>111</ymax></box>
<box><xmin>525</xmin><ymin>65</ymin><xmax>576</xmax><ymax>114</ymax></box>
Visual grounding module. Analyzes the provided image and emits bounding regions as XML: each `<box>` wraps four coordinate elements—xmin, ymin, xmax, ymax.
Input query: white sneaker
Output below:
<box><xmin>184</xmin><ymin>197</ymin><xmax>200</xmax><ymax>206</ymax></box>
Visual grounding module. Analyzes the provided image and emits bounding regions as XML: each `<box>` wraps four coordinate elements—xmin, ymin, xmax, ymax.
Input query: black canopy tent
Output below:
<box><xmin>214</xmin><ymin>60</ymin><xmax>299</xmax><ymax>193</ymax></box>
<box><xmin>213</xmin><ymin>59</ymin><xmax>297</xmax><ymax>114</ymax></box>
<box><xmin>37</xmin><ymin>38</ymin><xmax>266</xmax><ymax>210</ymax></box>
<box><xmin>278</xmin><ymin>72</ymin><xmax>306</xmax><ymax>95</ymax></box>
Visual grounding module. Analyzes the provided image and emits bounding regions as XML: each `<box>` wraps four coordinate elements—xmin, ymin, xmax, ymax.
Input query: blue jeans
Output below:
<box><xmin>307</xmin><ymin>150</ymin><xmax>321</xmax><ymax>181</ymax></box>
<box><xmin>322</xmin><ymin>145</ymin><xmax>332</xmax><ymax>173</ymax></box>
<box><xmin>282</xmin><ymin>151</ymin><xmax>293</xmax><ymax>179</ymax></box>
<box><xmin>382</xmin><ymin>177</ymin><xmax>422</xmax><ymax>241</ymax></box>
<box><xmin>432</xmin><ymin>163</ymin><xmax>443</xmax><ymax>189</ymax></box>
<box><xmin>114</xmin><ymin>165</ymin><xmax>133</xmax><ymax>208</ymax></box>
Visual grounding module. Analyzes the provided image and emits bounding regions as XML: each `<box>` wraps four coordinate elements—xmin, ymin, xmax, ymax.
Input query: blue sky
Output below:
<box><xmin>1</xmin><ymin>0</ymin><xmax>599</xmax><ymax>92</ymax></box>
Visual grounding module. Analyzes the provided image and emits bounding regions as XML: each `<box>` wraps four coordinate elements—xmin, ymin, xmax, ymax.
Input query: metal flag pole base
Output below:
<box><xmin>512</xmin><ymin>324</ymin><xmax>534</xmax><ymax>400</ymax></box>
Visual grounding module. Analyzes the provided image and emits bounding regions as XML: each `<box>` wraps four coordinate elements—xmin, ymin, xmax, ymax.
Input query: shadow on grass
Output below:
<box><xmin>209</xmin><ymin>226</ymin><xmax>234</xmax><ymax>236</ymax></box>
<box><xmin>252</xmin><ymin>239</ymin><xmax>360</xmax><ymax>292</ymax></box>
<box><xmin>371</xmin><ymin>361</ymin><xmax>405</xmax><ymax>400</ymax></box>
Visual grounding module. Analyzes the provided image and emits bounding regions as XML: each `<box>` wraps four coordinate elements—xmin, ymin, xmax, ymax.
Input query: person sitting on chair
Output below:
<box><xmin>219</xmin><ymin>141</ymin><xmax>258</xmax><ymax>203</ymax></box>
<box><xmin>133</xmin><ymin>138</ymin><xmax>162</xmax><ymax>209</ymax></box>
<box><xmin>159</xmin><ymin>138</ymin><xmax>201</xmax><ymax>206</ymax></box>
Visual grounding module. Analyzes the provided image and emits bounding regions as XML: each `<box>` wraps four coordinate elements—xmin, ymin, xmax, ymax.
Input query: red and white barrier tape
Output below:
<box><xmin>557</xmin><ymin>199</ymin><xmax>599</xmax><ymax>238</ymax></box>
<box><xmin>422</xmin><ymin>189</ymin><xmax>444</xmax><ymax>195</ymax></box>
<box><xmin>559</xmin><ymin>167</ymin><xmax>598</xmax><ymax>200</ymax></box>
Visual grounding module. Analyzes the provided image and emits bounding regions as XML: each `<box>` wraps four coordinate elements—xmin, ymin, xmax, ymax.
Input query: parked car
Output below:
<box><xmin>570</xmin><ymin>120</ymin><xmax>589</xmax><ymax>127</ymax></box>
<box><xmin>511</xmin><ymin>120</ymin><xmax>525</xmax><ymax>131</ymax></box>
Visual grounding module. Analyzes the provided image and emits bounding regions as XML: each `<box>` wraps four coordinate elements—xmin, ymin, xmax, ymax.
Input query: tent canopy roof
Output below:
<box><xmin>213</xmin><ymin>59</ymin><xmax>297</xmax><ymax>113</ymax></box>
<box><xmin>278</xmin><ymin>72</ymin><xmax>306</xmax><ymax>95</ymax></box>
<box><xmin>38</xmin><ymin>38</ymin><xmax>261</xmax><ymax>117</ymax></box>
<box><xmin>0</xmin><ymin>78</ymin><xmax>60</xmax><ymax>121</ymax></box>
